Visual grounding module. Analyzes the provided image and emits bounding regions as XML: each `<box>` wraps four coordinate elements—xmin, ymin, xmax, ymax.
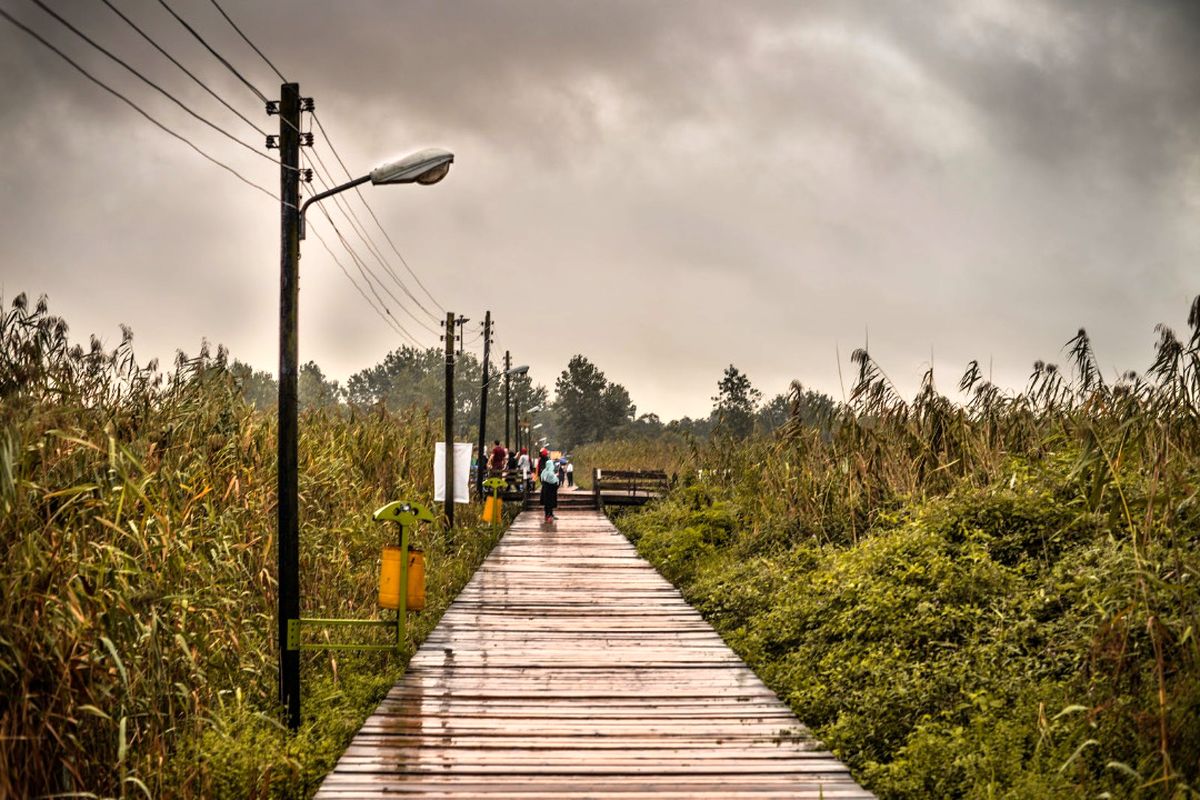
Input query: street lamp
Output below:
<box><xmin>503</xmin><ymin>362</ymin><xmax>528</xmax><ymax>449</ymax></box>
<box><xmin>298</xmin><ymin>148</ymin><xmax>454</xmax><ymax>240</ymax></box>
<box><xmin>276</xmin><ymin>85</ymin><xmax>454</xmax><ymax>734</ymax></box>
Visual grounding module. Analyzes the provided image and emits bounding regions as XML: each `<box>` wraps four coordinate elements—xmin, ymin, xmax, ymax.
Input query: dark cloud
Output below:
<box><xmin>0</xmin><ymin>0</ymin><xmax>1197</xmax><ymax>418</ymax></box>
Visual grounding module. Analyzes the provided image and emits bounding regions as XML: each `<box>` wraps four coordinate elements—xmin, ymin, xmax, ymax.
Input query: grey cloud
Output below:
<box><xmin>0</xmin><ymin>0</ymin><xmax>1197</xmax><ymax>419</ymax></box>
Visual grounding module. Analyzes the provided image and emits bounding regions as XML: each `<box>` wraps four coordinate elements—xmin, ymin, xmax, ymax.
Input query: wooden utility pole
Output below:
<box><xmin>443</xmin><ymin>311</ymin><xmax>455</xmax><ymax>530</ymax></box>
<box><xmin>276</xmin><ymin>82</ymin><xmax>301</xmax><ymax>732</ymax></box>
<box><xmin>475</xmin><ymin>311</ymin><xmax>492</xmax><ymax>499</ymax></box>
<box><xmin>503</xmin><ymin>350</ymin><xmax>512</xmax><ymax>450</ymax></box>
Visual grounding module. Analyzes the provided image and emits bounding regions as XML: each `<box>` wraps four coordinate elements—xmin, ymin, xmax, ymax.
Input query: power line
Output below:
<box><xmin>310</xmin><ymin>196</ymin><xmax>431</xmax><ymax>347</ymax></box>
<box><xmin>307</xmin><ymin>120</ymin><xmax>444</xmax><ymax>321</ymax></box>
<box><xmin>189</xmin><ymin>0</ymin><xmax>446</xmax><ymax>317</ymax></box>
<box><xmin>308</xmin><ymin>220</ymin><xmax>416</xmax><ymax>345</ymax></box>
<box><xmin>311</xmin><ymin>112</ymin><xmax>446</xmax><ymax>314</ymax></box>
<box><xmin>100</xmin><ymin>0</ymin><xmax>267</xmax><ymax>137</ymax></box>
<box><xmin>30</xmin><ymin>0</ymin><xmax>277</xmax><ymax>166</ymax></box>
<box><xmin>155</xmin><ymin>0</ymin><xmax>268</xmax><ymax>104</ymax></box>
<box><xmin>303</xmin><ymin>144</ymin><xmax>441</xmax><ymax>326</ymax></box>
<box><xmin>208</xmin><ymin>0</ymin><xmax>286</xmax><ymax>83</ymax></box>
<box><xmin>300</xmin><ymin>176</ymin><xmax>419</xmax><ymax>345</ymax></box>
<box><xmin>299</xmin><ymin>117</ymin><xmax>438</xmax><ymax>335</ymax></box>
<box><xmin>0</xmin><ymin>6</ymin><xmax>276</xmax><ymax>200</ymax></box>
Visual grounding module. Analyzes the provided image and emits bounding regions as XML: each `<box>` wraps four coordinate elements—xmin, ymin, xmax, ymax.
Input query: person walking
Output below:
<box><xmin>540</xmin><ymin>451</ymin><xmax>559</xmax><ymax>523</ymax></box>
<box><xmin>517</xmin><ymin>447</ymin><xmax>531</xmax><ymax>491</ymax></box>
<box><xmin>488</xmin><ymin>440</ymin><xmax>507</xmax><ymax>475</ymax></box>
<box><xmin>565</xmin><ymin>460</ymin><xmax>574</xmax><ymax>487</ymax></box>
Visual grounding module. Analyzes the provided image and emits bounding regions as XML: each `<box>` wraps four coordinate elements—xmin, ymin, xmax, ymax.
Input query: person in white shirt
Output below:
<box><xmin>516</xmin><ymin>447</ymin><xmax>531</xmax><ymax>490</ymax></box>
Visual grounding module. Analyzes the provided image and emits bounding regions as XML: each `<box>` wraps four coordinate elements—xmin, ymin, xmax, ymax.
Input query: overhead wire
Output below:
<box><xmin>200</xmin><ymin>1</ymin><xmax>447</xmax><ymax>322</ymax></box>
<box><xmin>308</xmin><ymin>220</ymin><xmax>404</xmax><ymax>340</ymax></box>
<box><xmin>155</xmin><ymin>0</ymin><xmax>268</xmax><ymax>104</ymax></box>
<box><xmin>0</xmin><ymin>5</ymin><xmax>277</xmax><ymax>200</ymax></box>
<box><xmin>300</xmin><ymin>117</ymin><xmax>431</xmax><ymax>347</ymax></box>
<box><xmin>302</xmin><ymin>145</ymin><xmax>440</xmax><ymax>330</ymax></box>
<box><xmin>99</xmin><ymin>0</ymin><xmax>267</xmax><ymax>137</ymax></box>
<box><xmin>299</xmin><ymin>114</ymin><xmax>440</xmax><ymax>336</ymax></box>
<box><xmin>28</xmin><ymin>0</ymin><xmax>279</xmax><ymax>167</ymax></box>
<box><xmin>299</xmin><ymin>179</ymin><xmax>396</xmax><ymax>336</ymax></box>
<box><xmin>316</xmin><ymin>198</ymin><xmax>435</xmax><ymax>343</ymax></box>
<box><xmin>311</xmin><ymin>112</ymin><xmax>446</xmax><ymax>315</ymax></box>
<box><xmin>321</xmin><ymin>208</ymin><xmax>429</xmax><ymax>347</ymax></box>
<box><xmin>308</xmin><ymin>199</ymin><xmax>426</xmax><ymax>347</ymax></box>
<box><xmin>6</xmin><ymin>0</ymin><xmax>428</xmax><ymax>354</ymax></box>
<box><xmin>308</xmin><ymin>223</ymin><xmax>420</xmax><ymax>346</ymax></box>
<box><xmin>207</xmin><ymin>0</ymin><xmax>286</xmax><ymax>83</ymax></box>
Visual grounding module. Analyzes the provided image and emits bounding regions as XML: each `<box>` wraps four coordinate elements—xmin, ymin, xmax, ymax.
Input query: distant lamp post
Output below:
<box><xmin>502</xmin><ymin>364</ymin><xmax>529</xmax><ymax>450</ymax></box>
<box><xmin>276</xmin><ymin>113</ymin><xmax>454</xmax><ymax>733</ymax></box>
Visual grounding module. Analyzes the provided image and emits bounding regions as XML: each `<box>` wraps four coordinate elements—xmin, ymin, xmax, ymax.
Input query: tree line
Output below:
<box><xmin>230</xmin><ymin>349</ymin><xmax>834</xmax><ymax>452</ymax></box>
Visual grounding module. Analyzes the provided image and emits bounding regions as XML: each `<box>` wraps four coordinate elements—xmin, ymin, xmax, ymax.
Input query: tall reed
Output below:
<box><xmin>0</xmin><ymin>293</ymin><xmax>501</xmax><ymax>798</ymax></box>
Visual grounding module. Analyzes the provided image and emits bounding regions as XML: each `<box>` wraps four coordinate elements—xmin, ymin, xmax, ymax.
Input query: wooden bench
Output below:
<box><xmin>593</xmin><ymin>469</ymin><xmax>672</xmax><ymax>507</ymax></box>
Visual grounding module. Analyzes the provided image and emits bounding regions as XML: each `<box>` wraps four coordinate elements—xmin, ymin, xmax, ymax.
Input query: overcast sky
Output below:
<box><xmin>2</xmin><ymin>0</ymin><xmax>1197</xmax><ymax>419</ymax></box>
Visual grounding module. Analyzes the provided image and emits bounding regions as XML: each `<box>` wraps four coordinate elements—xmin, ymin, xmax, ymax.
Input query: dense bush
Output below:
<box><xmin>621</xmin><ymin>469</ymin><xmax>1199</xmax><ymax>798</ymax></box>
<box><xmin>616</xmin><ymin>304</ymin><xmax>1200</xmax><ymax>798</ymax></box>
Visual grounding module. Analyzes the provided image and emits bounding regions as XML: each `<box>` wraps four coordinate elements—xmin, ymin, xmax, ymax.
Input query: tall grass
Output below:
<box><xmin>614</xmin><ymin>299</ymin><xmax>1200</xmax><ymax>797</ymax></box>
<box><xmin>0</xmin><ymin>293</ymin><xmax>503</xmax><ymax>798</ymax></box>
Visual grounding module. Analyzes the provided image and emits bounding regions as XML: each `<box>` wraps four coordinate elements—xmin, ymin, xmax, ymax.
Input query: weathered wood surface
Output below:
<box><xmin>315</xmin><ymin>510</ymin><xmax>873</xmax><ymax>799</ymax></box>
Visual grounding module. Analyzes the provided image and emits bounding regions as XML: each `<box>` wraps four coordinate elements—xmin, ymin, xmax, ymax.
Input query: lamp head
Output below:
<box><xmin>370</xmin><ymin>148</ymin><xmax>454</xmax><ymax>186</ymax></box>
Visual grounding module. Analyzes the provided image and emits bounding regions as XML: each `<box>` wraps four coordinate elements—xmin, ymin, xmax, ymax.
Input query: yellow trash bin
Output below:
<box><xmin>379</xmin><ymin>545</ymin><xmax>402</xmax><ymax>610</ymax></box>
<box><xmin>406</xmin><ymin>548</ymin><xmax>425</xmax><ymax>612</ymax></box>
<box><xmin>379</xmin><ymin>546</ymin><xmax>425</xmax><ymax>611</ymax></box>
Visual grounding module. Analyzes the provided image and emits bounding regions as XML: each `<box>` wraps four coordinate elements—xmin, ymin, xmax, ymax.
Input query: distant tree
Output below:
<box><xmin>757</xmin><ymin>392</ymin><xmax>791</xmax><ymax>433</ymax></box>
<box><xmin>299</xmin><ymin>361</ymin><xmax>342</xmax><ymax>409</ymax></box>
<box><xmin>229</xmin><ymin>359</ymin><xmax>277</xmax><ymax>410</ymax></box>
<box><xmin>345</xmin><ymin>345</ymin><xmax>548</xmax><ymax>444</ymax></box>
<box><xmin>616</xmin><ymin>412</ymin><xmax>666</xmax><ymax>440</ymax></box>
<box><xmin>711</xmin><ymin>364</ymin><xmax>761</xmax><ymax>437</ymax></box>
<box><xmin>758</xmin><ymin>382</ymin><xmax>838</xmax><ymax>437</ymax></box>
<box><xmin>345</xmin><ymin>346</ymin><xmax>443</xmax><ymax>410</ymax></box>
<box><xmin>667</xmin><ymin>415</ymin><xmax>714</xmax><ymax>439</ymax></box>
<box><xmin>554</xmin><ymin>355</ymin><xmax>635</xmax><ymax>449</ymax></box>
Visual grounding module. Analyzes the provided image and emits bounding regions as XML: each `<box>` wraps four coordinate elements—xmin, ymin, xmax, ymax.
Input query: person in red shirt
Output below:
<box><xmin>488</xmin><ymin>440</ymin><xmax>507</xmax><ymax>474</ymax></box>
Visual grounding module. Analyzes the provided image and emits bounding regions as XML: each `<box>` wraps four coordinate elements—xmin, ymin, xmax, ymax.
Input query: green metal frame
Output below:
<box><xmin>286</xmin><ymin>500</ymin><xmax>435</xmax><ymax>653</ymax></box>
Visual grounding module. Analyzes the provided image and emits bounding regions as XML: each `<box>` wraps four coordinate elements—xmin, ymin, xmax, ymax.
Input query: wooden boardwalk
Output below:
<box><xmin>315</xmin><ymin>509</ymin><xmax>873</xmax><ymax>799</ymax></box>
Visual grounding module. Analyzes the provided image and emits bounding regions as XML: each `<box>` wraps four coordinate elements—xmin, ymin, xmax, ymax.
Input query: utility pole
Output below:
<box><xmin>276</xmin><ymin>82</ymin><xmax>301</xmax><ymax>732</ymax></box>
<box><xmin>455</xmin><ymin>314</ymin><xmax>469</xmax><ymax>356</ymax></box>
<box><xmin>443</xmin><ymin>311</ymin><xmax>455</xmax><ymax>530</ymax></box>
<box><xmin>504</xmin><ymin>350</ymin><xmax>512</xmax><ymax>450</ymax></box>
<box><xmin>475</xmin><ymin>311</ymin><xmax>492</xmax><ymax>499</ymax></box>
<box><xmin>515</xmin><ymin>384</ymin><xmax>523</xmax><ymax>453</ymax></box>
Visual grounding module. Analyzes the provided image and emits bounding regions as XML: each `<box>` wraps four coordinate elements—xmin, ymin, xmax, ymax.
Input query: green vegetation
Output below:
<box><xmin>613</xmin><ymin>310</ymin><xmax>1200</xmax><ymax>798</ymax></box>
<box><xmin>7</xmin><ymin>287</ymin><xmax>1200</xmax><ymax>798</ymax></box>
<box><xmin>0</xmin><ymin>294</ymin><xmax>506</xmax><ymax>798</ymax></box>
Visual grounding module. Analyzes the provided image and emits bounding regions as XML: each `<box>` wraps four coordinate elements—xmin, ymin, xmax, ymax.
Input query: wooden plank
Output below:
<box><xmin>314</xmin><ymin>510</ymin><xmax>873</xmax><ymax>799</ymax></box>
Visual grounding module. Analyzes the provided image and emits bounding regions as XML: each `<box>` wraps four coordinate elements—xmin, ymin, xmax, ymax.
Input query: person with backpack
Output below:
<box><xmin>539</xmin><ymin>449</ymin><xmax>559</xmax><ymax>523</ymax></box>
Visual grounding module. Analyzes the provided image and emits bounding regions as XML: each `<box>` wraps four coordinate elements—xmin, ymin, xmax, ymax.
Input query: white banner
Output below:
<box><xmin>433</xmin><ymin>442</ymin><xmax>474</xmax><ymax>504</ymax></box>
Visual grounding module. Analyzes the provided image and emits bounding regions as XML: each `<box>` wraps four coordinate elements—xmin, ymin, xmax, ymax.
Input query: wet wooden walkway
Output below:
<box><xmin>315</xmin><ymin>509</ymin><xmax>873</xmax><ymax>798</ymax></box>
